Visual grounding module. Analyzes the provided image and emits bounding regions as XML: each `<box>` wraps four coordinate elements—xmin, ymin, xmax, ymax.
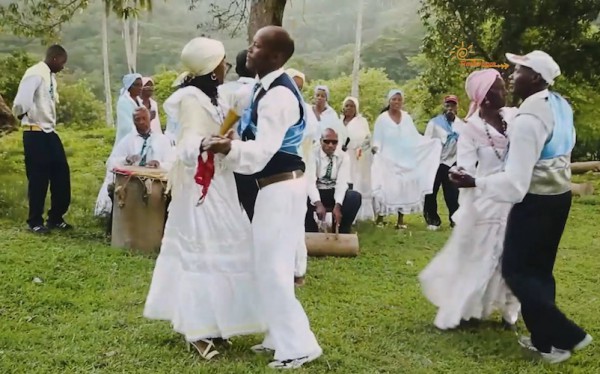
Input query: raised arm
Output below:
<box><xmin>176</xmin><ymin>95</ymin><xmax>213</xmax><ymax>167</ymax></box>
<box><xmin>456</xmin><ymin>129</ymin><xmax>478</xmax><ymax>176</ymax></box>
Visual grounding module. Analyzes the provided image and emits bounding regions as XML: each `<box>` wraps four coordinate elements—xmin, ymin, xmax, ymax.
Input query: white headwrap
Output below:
<box><xmin>315</xmin><ymin>85</ymin><xmax>330</xmax><ymax>101</ymax></box>
<box><xmin>387</xmin><ymin>89</ymin><xmax>404</xmax><ymax>102</ymax></box>
<box><xmin>120</xmin><ymin>73</ymin><xmax>142</xmax><ymax>96</ymax></box>
<box><xmin>285</xmin><ymin>68</ymin><xmax>305</xmax><ymax>83</ymax></box>
<box><xmin>172</xmin><ymin>37</ymin><xmax>226</xmax><ymax>87</ymax></box>
<box><xmin>342</xmin><ymin>96</ymin><xmax>360</xmax><ymax>114</ymax></box>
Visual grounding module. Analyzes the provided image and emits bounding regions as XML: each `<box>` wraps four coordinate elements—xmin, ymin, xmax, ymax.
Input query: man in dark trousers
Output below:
<box><xmin>450</xmin><ymin>50</ymin><xmax>592</xmax><ymax>363</ymax></box>
<box><xmin>423</xmin><ymin>95</ymin><xmax>465</xmax><ymax>230</ymax></box>
<box><xmin>12</xmin><ymin>45</ymin><xmax>71</xmax><ymax>234</ymax></box>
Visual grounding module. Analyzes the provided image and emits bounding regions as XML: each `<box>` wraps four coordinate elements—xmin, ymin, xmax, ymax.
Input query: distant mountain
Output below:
<box><xmin>0</xmin><ymin>0</ymin><xmax>424</xmax><ymax>97</ymax></box>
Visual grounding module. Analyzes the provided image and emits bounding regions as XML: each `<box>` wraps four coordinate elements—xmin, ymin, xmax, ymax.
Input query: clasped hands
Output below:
<box><xmin>448</xmin><ymin>166</ymin><xmax>476</xmax><ymax>188</ymax></box>
<box><xmin>202</xmin><ymin>129</ymin><xmax>236</xmax><ymax>154</ymax></box>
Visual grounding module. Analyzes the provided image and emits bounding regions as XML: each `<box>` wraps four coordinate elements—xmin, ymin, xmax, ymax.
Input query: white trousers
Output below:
<box><xmin>294</xmin><ymin>239</ymin><xmax>307</xmax><ymax>278</ymax></box>
<box><xmin>252</xmin><ymin>177</ymin><xmax>322</xmax><ymax>360</ymax></box>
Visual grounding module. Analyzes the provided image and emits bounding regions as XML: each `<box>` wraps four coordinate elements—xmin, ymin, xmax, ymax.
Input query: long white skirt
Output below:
<box><xmin>143</xmin><ymin>164</ymin><xmax>265</xmax><ymax>341</ymax></box>
<box><xmin>371</xmin><ymin>141</ymin><xmax>440</xmax><ymax>215</ymax></box>
<box><xmin>419</xmin><ymin>190</ymin><xmax>520</xmax><ymax>330</ymax></box>
<box><xmin>348</xmin><ymin>148</ymin><xmax>375</xmax><ymax>221</ymax></box>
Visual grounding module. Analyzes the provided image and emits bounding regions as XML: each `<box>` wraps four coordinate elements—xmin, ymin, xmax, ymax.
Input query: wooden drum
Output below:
<box><xmin>111</xmin><ymin>165</ymin><xmax>169</xmax><ymax>255</ymax></box>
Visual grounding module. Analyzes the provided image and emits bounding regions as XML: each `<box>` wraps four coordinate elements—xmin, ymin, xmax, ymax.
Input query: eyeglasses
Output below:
<box><xmin>322</xmin><ymin>139</ymin><xmax>338</xmax><ymax>145</ymax></box>
<box><xmin>225</xmin><ymin>62</ymin><xmax>232</xmax><ymax>74</ymax></box>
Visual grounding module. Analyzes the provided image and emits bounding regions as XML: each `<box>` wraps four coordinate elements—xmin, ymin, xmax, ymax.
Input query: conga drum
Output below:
<box><xmin>111</xmin><ymin>165</ymin><xmax>169</xmax><ymax>255</ymax></box>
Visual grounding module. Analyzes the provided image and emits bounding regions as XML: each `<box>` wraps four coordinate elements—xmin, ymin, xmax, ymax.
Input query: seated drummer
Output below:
<box><xmin>306</xmin><ymin>128</ymin><xmax>361</xmax><ymax>234</ymax></box>
<box><xmin>108</xmin><ymin>106</ymin><xmax>175</xmax><ymax>171</ymax></box>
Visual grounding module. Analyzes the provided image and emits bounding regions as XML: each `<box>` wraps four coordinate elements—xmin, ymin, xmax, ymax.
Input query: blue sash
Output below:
<box><xmin>432</xmin><ymin>114</ymin><xmax>459</xmax><ymax>143</ymax></box>
<box><xmin>540</xmin><ymin>92</ymin><xmax>576</xmax><ymax>160</ymax></box>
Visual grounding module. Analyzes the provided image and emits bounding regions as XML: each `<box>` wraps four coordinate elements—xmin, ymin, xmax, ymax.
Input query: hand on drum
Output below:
<box><xmin>448</xmin><ymin>166</ymin><xmax>476</xmax><ymax>188</ymax></box>
<box><xmin>146</xmin><ymin>160</ymin><xmax>160</xmax><ymax>168</ymax></box>
<box><xmin>126</xmin><ymin>154</ymin><xmax>142</xmax><ymax>165</ymax></box>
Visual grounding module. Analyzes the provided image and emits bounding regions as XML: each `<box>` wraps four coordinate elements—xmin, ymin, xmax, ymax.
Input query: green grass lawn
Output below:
<box><xmin>1</xmin><ymin>128</ymin><xmax>599</xmax><ymax>373</ymax></box>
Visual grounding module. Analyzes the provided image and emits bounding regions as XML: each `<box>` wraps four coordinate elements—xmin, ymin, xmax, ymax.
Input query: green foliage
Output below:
<box><xmin>56</xmin><ymin>79</ymin><xmax>104</xmax><ymax>127</ymax></box>
<box><xmin>0</xmin><ymin>50</ymin><xmax>36</xmax><ymax>106</ymax></box>
<box><xmin>151</xmin><ymin>69</ymin><xmax>179</xmax><ymax>124</ymax></box>
<box><xmin>303</xmin><ymin>68</ymin><xmax>399</xmax><ymax>126</ymax></box>
<box><xmin>0</xmin><ymin>0</ymin><xmax>90</xmax><ymax>41</ymax></box>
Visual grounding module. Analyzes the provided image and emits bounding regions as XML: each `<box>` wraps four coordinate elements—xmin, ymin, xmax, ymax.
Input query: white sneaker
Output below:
<box><xmin>268</xmin><ymin>350</ymin><xmax>322</xmax><ymax>369</ymax></box>
<box><xmin>251</xmin><ymin>344</ymin><xmax>274</xmax><ymax>354</ymax></box>
<box><xmin>574</xmin><ymin>334</ymin><xmax>593</xmax><ymax>351</ymax></box>
<box><xmin>427</xmin><ymin>225</ymin><xmax>440</xmax><ymax>231</ymax></box>
<box><xmin>518</xmin><ymin>336</ymin><xmax>571</xmax><ymax>364</ymax></box>
<box><xmin>540</xmin><ymin>348</ymin><xmax>572</xmax><ymax>364</ymax></box>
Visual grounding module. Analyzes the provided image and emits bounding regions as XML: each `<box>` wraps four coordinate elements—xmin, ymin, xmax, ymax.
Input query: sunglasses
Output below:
<box><xmin>322</xmin><ymin>139</ymin><xmax>338</xmax><ymax>145</ymax></box>
<box><xmin>225</xmin><ymin>62</ymin><xmax>232</xmax><ymax>74</ymax></box>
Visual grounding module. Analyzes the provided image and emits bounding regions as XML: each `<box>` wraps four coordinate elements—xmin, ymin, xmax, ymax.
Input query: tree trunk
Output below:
<box><xmin>102</xmin><ymin>11</ymin><xmax>114</xmax><ymax>127</ymax></box>
<box><xmin>122</xmin><ymin>17</ymin><xmax>136</xmax><ymax>73</ymax></box>
<box><xmin>350</xmin><ymin>0</ymin><xmax>364</xmax><ymax>99</ymax></box>
<box><xmin>571</xmin><ymin>161</ymin><xmax>600</xmax><ymax>174</ymax></box>
<box><xmin>132</xmin><ymin>16</ymin><xmax>138</xmax><ymax>73</ymax></box>
<box><xmin>247</xmin><ymin>0</ymin><xmax>287</xmax><ymax>44</ymax></box>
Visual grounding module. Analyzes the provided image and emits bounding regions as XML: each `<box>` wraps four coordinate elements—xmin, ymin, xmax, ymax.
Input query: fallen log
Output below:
<box><xmin>571</xmin><ymin>182</ymin><xmax>594</xmax><ymax>197</ymax></box>
<box><xmin>571</xmin><ymin>161</ymin><xmax>600</xmax><ymax>175</ymax></box>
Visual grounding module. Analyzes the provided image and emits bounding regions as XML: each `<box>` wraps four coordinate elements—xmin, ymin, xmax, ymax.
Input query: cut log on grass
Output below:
<box><xmin>571</xmin><ymin>161</ymin><xmax>600</xmax><ymax>175</ymax></box>
<box><xmin>571</xmin><ymin>182</ymin><xmax>594</xmax><ymax>197</ymax></box>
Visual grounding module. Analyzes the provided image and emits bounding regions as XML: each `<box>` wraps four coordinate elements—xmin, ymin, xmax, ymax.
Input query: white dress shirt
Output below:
<box><xmin>12</xmin><ymin>74</ymin><xmax>57</xmax><ymax>133</ymax></box>
<box><xmin>107</xmin><ymin>130</ymin><xmax>175</xmax><ymax>171</ymax></box>
<box><xmin>226</xmin><ymin>68</ymin><xmax>301</xmax><ymax>175</ymax></box>
<box><xmin>476</xmin><ymin>89</ymin><xmax>571</xmax><ymax>203</ymax></box>
<box><xmin>307</xmin><ymin>147</ymin><xmax>350</xmax><ymax>205</ymax></box>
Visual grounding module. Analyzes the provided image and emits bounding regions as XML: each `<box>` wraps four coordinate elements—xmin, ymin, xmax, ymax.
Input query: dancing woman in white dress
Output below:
<box><xmin>371</xmin><ymin>89</ymin><xmax>442</xmax><ymax>228</ymax></box>
<box><xmin>143</xmin><ymin>37</ymin><xmax>264</xmax><ymax>360</ymax></box>
<box><xmin>419</xmin><ymin>69</ymin><xmax>520</xmax><ymax>330</ymax></box>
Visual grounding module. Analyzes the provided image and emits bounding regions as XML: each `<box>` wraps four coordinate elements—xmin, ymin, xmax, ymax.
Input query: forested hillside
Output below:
<box><xmin>0</xmin><ymin>0</ymin><xmax>424</xmax><ymax>98</ymax></box>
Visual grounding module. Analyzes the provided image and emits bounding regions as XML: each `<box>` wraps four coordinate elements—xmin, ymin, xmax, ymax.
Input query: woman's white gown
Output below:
<box><xmin>343</xmin><ymin>114</ymin><xmax>374</xmax><ymax>221</ymax></box>
<box><xmin>419</xmin><ymin>108</ymin><xmax>521</xmax><ymax>330</ymax></box>
<box><xmin>143</xmin><ymin>86</ymin><xmax>265</xmax><ymax>341</ymax></box>
<box><xmin>371</xmin><ymin>111</ymin><xmax>442</xmax><ymax>215</ymax></box>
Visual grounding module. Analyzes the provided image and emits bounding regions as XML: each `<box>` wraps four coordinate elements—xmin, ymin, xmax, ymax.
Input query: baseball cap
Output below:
<box><xmin>505</xmin><ymin>50</ymin><xmax>561</xmax><ymax>85</ymax></box>
<box><xmin>444</xmin><ymin>95</ymin><xmax>459</xmax><ymax>104</ymax></box>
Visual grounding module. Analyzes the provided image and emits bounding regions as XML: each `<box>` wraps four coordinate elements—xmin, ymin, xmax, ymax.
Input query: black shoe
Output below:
<box><xmin>47</xmin><ymin>220</ymin><xmax>73</xmax><ymax>231</ymax></box>
<box><xmin>30</xmin><ymin>224</ymin><xmax>50</xmax><ymax>234</ymax></box>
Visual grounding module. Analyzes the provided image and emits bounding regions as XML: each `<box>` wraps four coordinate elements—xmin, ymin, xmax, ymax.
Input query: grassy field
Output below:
<box><xmin>0</xmin><ymin>127</ymin><xmax>599</xmax><ymax>374</ymax></box>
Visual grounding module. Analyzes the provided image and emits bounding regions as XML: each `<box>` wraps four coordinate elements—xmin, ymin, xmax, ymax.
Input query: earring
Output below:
<box><xmin>210</xmin><ymin>73</ymin><xmax>217</xmax><ymax>81</ymax></box>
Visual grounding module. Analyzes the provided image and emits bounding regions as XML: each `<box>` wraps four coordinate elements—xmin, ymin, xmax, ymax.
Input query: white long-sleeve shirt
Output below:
<box><xmin>107</xmin><ymin>130</ymin><xmax>175</xmax><ymax>172</ymax></box>
<box><xmin>307</xmin><ymin>147</ymin><xmax>350</xmax><ymax>205</ymax></box>
<box><xmin>424</xmin><ymin>116</ymin><xmax>466</xmax><ymax>166</ymax></box>
<box><xmin>476</xmin><ymin>89</ymin><xmax>571</xmax><ymax>203</ymax></box>
<box><xmin>12</xmin><ymin>74</ymin><xmax>57</xmax><ymax>133</ymax></box>
<box><xmin>226</xmin><ymin>68</ymin><xmax>301</xmax><ymax>175</ymax></box>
